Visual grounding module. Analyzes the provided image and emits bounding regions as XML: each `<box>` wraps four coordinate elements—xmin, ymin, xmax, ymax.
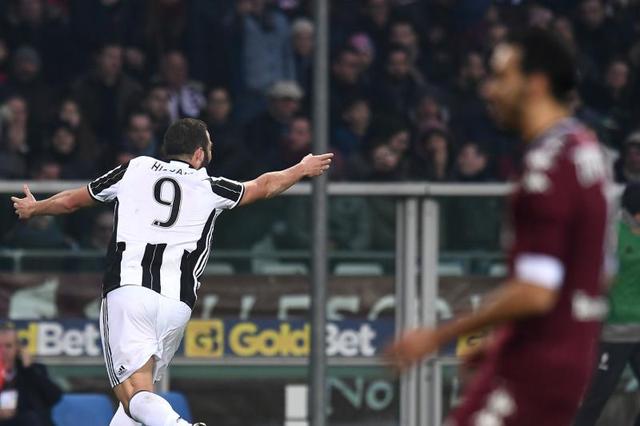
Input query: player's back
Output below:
<box><xmin>88</xmin><ymin>156</ymin><xmax>244</xmax><ymax>308</ymax></box>
<box><xmin>496</xmin><ymin>118</ymin><xmax>609</xmax><ymax>391</ymax></box>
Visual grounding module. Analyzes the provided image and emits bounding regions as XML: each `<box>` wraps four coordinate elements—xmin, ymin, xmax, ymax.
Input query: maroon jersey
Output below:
<box><xmin>449</xmin><ymin>118</ymin><xmax>609</xmax><ymax>426</ymax></box>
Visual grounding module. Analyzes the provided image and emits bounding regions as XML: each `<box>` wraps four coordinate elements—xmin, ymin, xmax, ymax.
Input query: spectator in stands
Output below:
<box><xmin>72</xmin><ymin>43</ymin><xmax>142</xmax><ymax>145</ymax></box>
<box><xmin>0</xmin><ymin>322</ymin><xmax>63</xmax><ymax>426</ymax></box>
<box><xmin>357</xmin><ymin>0</ymin><xmax>391</xmax><ymax>50</ymax></box>
<box><xmin>4</xmin><ymin>46</ymin><xmax>52</xmax><ymax>127</ymax></box>
<box><xmin>452</xmin><ymin>141</ymin><xmax>495</xmax><ymax>182</ymax></box>
<box><xmin>291</xmin><ymin>18</ymin><xmax>314</xmax><ymax>99</ymax></box>
<box><xmin>116</xmin><ymin>111</ymin><xmax>157</xmax><ymax>165</ymax></box>
<box><xmin>0</xmin><ymin>96</ymin><xmax>35</xmax><ymax>178</ymax></box>
<box><xmin>69</xmin><ymin>0</ymin><xmax>145</xmax><ymax>76</ymax></box>
<box><xmin>388</xmin><ymin>19</ymin><xmax>427</xmax><ymax>76</ymax></box>
<box><xmin>527</xmin><ymin>3</ymin><xmax>554</xmax><ymax>29</ymax></box>
<box><xmin>330</xmin><ymin>47</ymin><xmax>367</xmax><ymax>124</ymax></box>
<box><xmin>575</xmin><ymin>0</ymin><xmax>628</xmax><ymax>75</ymax></box>
<box><xmin>452</xmin><ymin>51</ymin><xmax>486</xmax><ymax>109</ymax></box>
<box><xmin>83</xmin><ymin>209</ymin><xmax>114</xmax><ymax>251</ymax></box>
<box><xmin>410</xmin><ymin>129</ymin><xmax>454</xmax><ymax>181</ymax></box>
<box><xmin>348</xmin><ymin>33</ymin><xmax>376</xmax><ymax>85</ymax></box>
<box><xmin>386</xmin><ymin>121</ymin><xmax>411</xmax><ymax>160</ymax></box>
<box><xmin>552</xmin><ymin>16</ymin><xmax>599</xmax><ymax>84</ymax></box>
<box><xmin>3</xmin><ymin>0</ymin><xmax>72</xmax><ymax>84</ymax></box>
<box><xmin>200</xmin><ymin>87</ymin><xmax>252</xmax><ymax>181</ymax></box>
<box><xmin>272</xmin><ymin>195</ymin><xmax>372</xmax><ymax>251</ymax></box>
<box><xmin>144</xmin><ymin>0</ymin><xmax>187</xmax><ymax>67</ymax></box>
<box><xmin>584</xmin><ymin>58</ymin><xmax>635</xmax><ymax>147</ymax></box>
<box><xmin>332</xmin><ymin>97</ymin><xmax>371</xmax><ymax>159</ymax></box>
<box><xmin>223</xmin><ymin>0</ymin><xmax>295</xmax><ymax>122</ymax></box>
<box><xmin>4</xmin><ymin>215</ymin><xmax>74</xmax><ymax>250</ymax></box>
<box><xmin>245</xmin><ymin>80</ymin><xmax>303</xmax><ymax>174</ymax></box>
<box><xmin>372</xmin><ymin>45</ymin><xmax>425</xmax><ymax>120</ymax></box>
<box><xmin>278</xmin><ymin>115</ymin><xmax>312</xmax><ymax>169</ymax></box>
<box><xmin>615</xmin><ymin>132</ymin><xmax>640</xmax><ymax>183</ymax></box>
<box><xmin>142</xmin><ymin>83</ymin><xmax>171</xmax><ymax>143</ymax></box>
<box><xmin>40</xmin><ymin>121</ymin><xmax>94</xmax><ymax>179</ymax></box>
<box><xmin>57</xmin><ymin>98</ymin><xmax>99</xmax><ymax>164</ymax></box>
<box><xmin>160</xmin><ymin>50</ymin><xmax>205</xmax><ymax>122</ymax></box>
<box><xmin>412</xmin><ymin>94</ymin><xmax>448</xmax><ymax>134</ymax></box>
<box><xmin>349</xmin><ymin>140</ymin><xmax>407</xmax><ymax>181</ymax></box>
<box><xmin>421</xmin><ymin>21</ymin><xmax>454</xmax><ymax>85</ymax></box>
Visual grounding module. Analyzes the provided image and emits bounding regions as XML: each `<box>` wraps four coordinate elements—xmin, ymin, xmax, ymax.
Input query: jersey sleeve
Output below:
<box><xmin>87</xmin><ymin>162</ymin><xmax>130</xmax><ymax>203</ymax></box>
<box><xmin>514</xmin><ymin>141</ymin><xmax>607</xmax><ymax>289</ymax></box>
<box><xmin>513</xmin><ymin>151</ymin><xmax>576</xmax><ymax>289</ymax></box>
<box><xmin>209</xmin><ymin>177</ymin><xmax>245</xmax><ymax>209</ymax></box>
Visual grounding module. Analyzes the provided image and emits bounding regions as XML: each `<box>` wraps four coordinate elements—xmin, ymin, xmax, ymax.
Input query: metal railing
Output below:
<box><xmin>0</xmin><ymin>180</ymin><xmax>516</xmax><ymax>426</ymax></box>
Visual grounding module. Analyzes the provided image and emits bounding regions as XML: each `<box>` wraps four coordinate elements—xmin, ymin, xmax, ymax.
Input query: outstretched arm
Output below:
<box><xmin>386</xmin><ymin>280</ymin><xmax>558</xmax><ymax>371</ymax></box>
<box><xmin>12</xmin><ymin>184</ymin><xmax>95</xmax><ymax>219</ymax></box>
<box><xmin>239</xmin><ymin>153</ymin><xmax>333</xmax><ymax>206</ymax></box>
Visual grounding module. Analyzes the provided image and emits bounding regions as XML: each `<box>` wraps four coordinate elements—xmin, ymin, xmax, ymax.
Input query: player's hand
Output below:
<box><xmin>300</xmin><ymin>153</ymin><xmax>333</xmax><ymax>177</ymax></box>
<box><xmin>11</xmin><ymin>184</ymin><xmax>37</xmax><ymax>220</ymax></box>
<box><xmin>385</xmin><ymin>328</ymin><xmax>439</xmax><ymax>373</ymax></box>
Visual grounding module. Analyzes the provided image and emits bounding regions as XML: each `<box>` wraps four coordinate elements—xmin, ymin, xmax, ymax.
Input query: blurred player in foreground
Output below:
<box><xmin>573</xmin><ymin>183</ymin><xmax>640</xmax><ymax>426</ymax></box>
<box><xmin>387</xmin><ymin>29</ymin><xmax>610</xmax><ymax>426</ymax></box>
<box><xmin>12</xmin><ymin>118</ymin><xmax>333</xmax><ymax>426</ymax></box>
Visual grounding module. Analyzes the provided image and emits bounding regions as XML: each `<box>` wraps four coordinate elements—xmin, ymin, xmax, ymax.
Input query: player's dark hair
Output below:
<box><xmin>509</xmin><ymin>29</ymin><xmax>577</xmax><ymax>103</ymax></box>
<box><xmin>162</xmin><ymin>118</ymin><xmax>209</xmax><ymax>157</ymax></box>
<box><xmin>622</xmin><ymin>183</ymin><xmax>640</xmax><ymax>216</ymax></box>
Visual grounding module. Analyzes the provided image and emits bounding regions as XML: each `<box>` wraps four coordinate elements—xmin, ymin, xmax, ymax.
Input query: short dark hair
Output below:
<box><xmin>162</xmin><ymin>118</ymin><xmax>209</xmax><ymax>157</ymax></box>
<box><xmin>509</xmin><ymin>29</ymin><xmax>577</xmax><ymax>102</ymax></box>
<box><xmin>332</xmin><ymin>47</ymin><xmax>359</xmax><ymax>64</ymax></box>
<box><xmin>128</xmin><ymin>110</ymin><xmax>151</xmax><ymax>125</ymax></box>
<box><xmin>387</xmin><ymin>44</ymin><xmax>411</xmax><ymax>60</ymax></box>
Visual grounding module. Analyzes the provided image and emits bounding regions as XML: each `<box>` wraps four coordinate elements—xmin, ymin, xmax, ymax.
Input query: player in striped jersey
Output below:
<box><xmin>12</xmin><ymin>118</ymin><xmax>333</xmax><ymax>426</ymax></box>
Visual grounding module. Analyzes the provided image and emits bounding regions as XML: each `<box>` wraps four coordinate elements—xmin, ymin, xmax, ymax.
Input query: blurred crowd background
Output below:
<box><xmin>2</xmin><ymin>0</ymin><xmax>640</xmax><ymax>183</ymax></box>
<box><xmin>0</xmin><ymin>0</ymin><xmax>639</xmax><ymax>258</ymax></box>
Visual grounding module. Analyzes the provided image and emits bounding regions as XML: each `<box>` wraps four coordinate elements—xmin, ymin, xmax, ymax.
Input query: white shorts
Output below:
<box><xmin>99</xmin><ymin>285</ymin><xmax>192</xmax><ymax>388</ymax></box>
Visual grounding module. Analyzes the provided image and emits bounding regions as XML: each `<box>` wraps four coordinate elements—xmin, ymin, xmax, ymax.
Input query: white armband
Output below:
<box><xmin>515</xmin><ymin>253</ymin><xmax>565</xmax><ymax>290</ymax></box>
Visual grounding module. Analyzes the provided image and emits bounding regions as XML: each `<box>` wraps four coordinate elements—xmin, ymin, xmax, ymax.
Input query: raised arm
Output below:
<box><xmin>386</xmin><ymin>280</ymin><xmax>558</xmax><ymax>371</ymax></box>
<box><xmin>12</xmin><ymin>184</ymin><xmax>95</xmax><ymax>219</ymax></box>
<box><xmin>238</xmin><ymin>153</ymin><xmax>333</xmax><ymax>206</ymax></box>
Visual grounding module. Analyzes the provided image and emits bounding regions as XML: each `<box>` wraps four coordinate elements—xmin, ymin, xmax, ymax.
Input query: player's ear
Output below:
<box><xmin>193</xmin><ymin>147</ymin><xmax>203</xmax><ymax>163</ymax></box>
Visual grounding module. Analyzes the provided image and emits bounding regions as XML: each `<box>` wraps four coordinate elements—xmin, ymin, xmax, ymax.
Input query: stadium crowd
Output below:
<box><xmin>1</xmin><ymin>0</ymin><xmax>640</xmax><ymax>183</ymax></box>
<box><xmin>0</xmin><ymin>0</ymin><xmax>639</xmax><ymax>255</ymax></box>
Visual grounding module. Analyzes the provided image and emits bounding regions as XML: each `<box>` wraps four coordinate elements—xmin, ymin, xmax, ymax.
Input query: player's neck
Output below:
<box><xmin>520</xmin><ymin>98</ymin><xmax>570</xmax><ymax>143</ymax></box>
<box><xmin>167</xmin><ymin>156</ymin><xmax>197</xmax><ymax>169</ymax></box>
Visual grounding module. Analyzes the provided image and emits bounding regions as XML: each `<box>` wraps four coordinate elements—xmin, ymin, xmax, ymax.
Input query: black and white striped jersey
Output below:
<box><xmin>88</xmin><ymin>156</ymin><xmax>244</xmax><ymax>308</ymax></box>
